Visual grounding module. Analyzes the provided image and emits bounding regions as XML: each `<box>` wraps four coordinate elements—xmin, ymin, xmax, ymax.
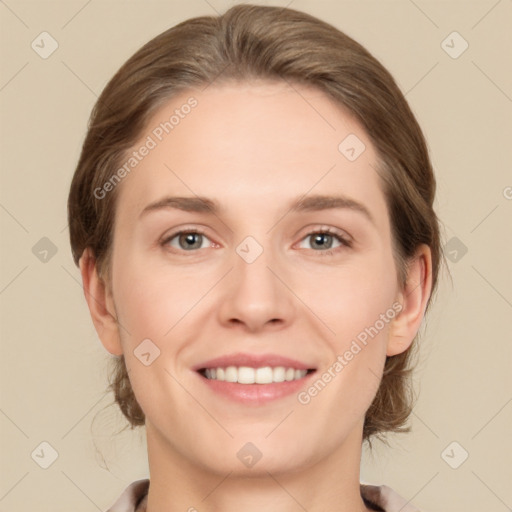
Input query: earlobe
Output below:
<box><xmin>387</xmin><ymin>244</ymin><xmax>433</xmax><ymax>356</ymax></box>
<box><xmin>78</xmin><ymin>248</ymin><xmax>123</xmax><ymax>356</ymax></box>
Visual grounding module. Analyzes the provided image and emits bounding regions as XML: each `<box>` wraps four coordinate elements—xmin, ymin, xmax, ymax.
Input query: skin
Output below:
<box><xmin>80</xmin><ymin>80</ymin><xmax>432</xmax><ymax>512</ymax></box>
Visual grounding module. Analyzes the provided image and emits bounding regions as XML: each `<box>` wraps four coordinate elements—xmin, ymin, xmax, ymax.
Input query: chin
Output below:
<box><xmin>192</xmin><ymin>437</ymin><xmax>318</xmax><ymax>477</ymax></box>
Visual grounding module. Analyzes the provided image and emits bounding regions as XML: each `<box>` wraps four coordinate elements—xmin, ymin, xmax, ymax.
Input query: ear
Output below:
<box><xmin>79</xmin><ymin>248</ymin><xmax>123</xmax><ymax>356</ymax></box>
<box><xmin>387</xmin><ymin>244</ymin><xmax>433</xmax><ymax>356</ymax></box>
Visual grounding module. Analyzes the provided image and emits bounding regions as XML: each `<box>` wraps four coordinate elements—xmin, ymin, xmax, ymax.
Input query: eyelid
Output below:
<box><xmin>296</xmin><ymin>225</ymin><xmax>353</xmax><ymax>246</ymax></box>
<box><xmin>159</xmin><ymin>224</ymin><xmax>353</xmax><ymax>253</ymax></box>
<box><xmin>159</xmin><ymin>225</ymin><xmax>215</xmax><ymax>248</ymax></box>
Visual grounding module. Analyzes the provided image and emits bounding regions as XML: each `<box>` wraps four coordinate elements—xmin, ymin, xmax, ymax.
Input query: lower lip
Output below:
<box><xmin>197</xmin><ymin>371</ymin><xmax>316</xmax><ymax>405</ymax></box>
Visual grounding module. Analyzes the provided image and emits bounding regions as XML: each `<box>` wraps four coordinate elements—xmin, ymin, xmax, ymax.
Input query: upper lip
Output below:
<box><xmin>193</xmin><ymin>353</ymin><xmax>316</xmax><ymax>371</ymax></box>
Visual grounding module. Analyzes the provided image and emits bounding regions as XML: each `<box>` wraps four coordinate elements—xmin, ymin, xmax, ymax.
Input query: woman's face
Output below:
<box><xmin>101</xmin><ymin>81</ymin><xmax>408</xmax><ymax>475</ymax></box>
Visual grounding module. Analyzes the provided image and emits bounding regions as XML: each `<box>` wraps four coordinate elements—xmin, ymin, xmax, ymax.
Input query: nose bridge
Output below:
<box><xmin>217</xmin><ymin>232</ymin><xmax>295</xmax><ymax>329</ymax></box>
<box><xmin>234</xmin><ymin>233</ymin><xmax>279</xmax><ymax>299</ymax></box>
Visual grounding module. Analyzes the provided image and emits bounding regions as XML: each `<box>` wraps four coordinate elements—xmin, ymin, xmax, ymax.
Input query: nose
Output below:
<box><xmin>217</xmin><ymin>243</ymin><xmax>296</xmax><ymax>333</ymax></box>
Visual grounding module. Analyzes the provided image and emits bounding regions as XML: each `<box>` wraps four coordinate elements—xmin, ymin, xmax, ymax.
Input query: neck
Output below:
<box><xmin>144</xmin><ymin>422</ymin><xmax>372</xmax><ymax>512</ymax></box>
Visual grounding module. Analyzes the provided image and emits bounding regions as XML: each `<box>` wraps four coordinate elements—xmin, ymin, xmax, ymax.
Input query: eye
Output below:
<box><xmin>161</xmin><ymin>229</ymin><xmax>213</xmax><ymax>251</ymax></box>
<box><xmin>297</xmin><ymin>228</ymin><xmax>352</xmax><ymax>252</ymax></box>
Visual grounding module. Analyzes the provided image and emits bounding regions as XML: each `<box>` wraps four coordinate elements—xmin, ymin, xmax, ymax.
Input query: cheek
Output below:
<box><xmin>110</xmin><ymin>259</ymin><xmax>200</xmax><ymax>429</ymax></box>
<box><xmin>297</xmin><ymin>251</ymin><xmax>396</xmax><ymax>408</ymax></box>
<box><xmin>111</xmin><ymin>250</ymin><xmax>218</xmax><ymax>342</ymax></box>
<box><xmin>298</xmin><ymin>253</ymin><xmax>398</xmax><ymax>341</ymax></box>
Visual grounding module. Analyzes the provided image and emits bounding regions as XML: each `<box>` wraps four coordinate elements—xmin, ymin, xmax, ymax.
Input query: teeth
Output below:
<box><xmin>225</xmin><ymin>366</ymin><xmax>237</xmax><ymax>382</ymax></box>
<box><xmin>203</xmin><ymin>366</ymin><xmax>308</xmax><ymax>384</ymax></box>
<box><xmin>273</xmin><ymin>366</ymin><xmax>286</xmax><ymax>382</ymax></box>
<box><xmin>238</xmin><ymin>366</ymin><xmax>255</xmax><ymax>384</ymax></box>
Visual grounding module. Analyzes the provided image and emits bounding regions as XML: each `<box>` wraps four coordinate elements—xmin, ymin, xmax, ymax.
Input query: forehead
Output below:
<box><xmin>114</xmin><ymin>80</ymin><xmax>387</xmax><ymax>223</ymax></box>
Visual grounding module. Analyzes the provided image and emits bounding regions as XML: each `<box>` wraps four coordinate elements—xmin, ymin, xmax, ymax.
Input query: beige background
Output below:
<box><xmin>1</xmin><ymin>1</ymin><xmax>511</xmax><ymax>511</ymax></box>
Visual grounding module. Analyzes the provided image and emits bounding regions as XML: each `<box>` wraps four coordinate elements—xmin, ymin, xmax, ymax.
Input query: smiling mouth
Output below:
<box><xmin>198</xmin><ymin>366</ymin><xmax>316</xmax><ymax>384</ymax></box>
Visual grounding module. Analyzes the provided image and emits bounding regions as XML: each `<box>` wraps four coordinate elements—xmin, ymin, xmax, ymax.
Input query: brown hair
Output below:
<box><xmin>68</xmin><ymin>4</ymin><xmax>443</xmax><ymax>441</ymax></box>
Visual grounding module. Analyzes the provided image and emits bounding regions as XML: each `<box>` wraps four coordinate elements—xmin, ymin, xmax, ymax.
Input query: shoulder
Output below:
<box><xmin>105</xmin><ymin>479</ymin><xmax>149</xmax><ymax>512</ymax></box>
<box><xmin>361</xmin><ymin>483</ymin><xmax>421</xmax><ymax>512</ymax></box>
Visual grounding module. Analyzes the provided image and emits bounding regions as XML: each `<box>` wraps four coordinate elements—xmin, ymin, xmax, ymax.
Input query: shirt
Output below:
<box><xmin>105</xmin><ymin>479</ymin><xmax>420</xmax><ymax>512</ymax></box>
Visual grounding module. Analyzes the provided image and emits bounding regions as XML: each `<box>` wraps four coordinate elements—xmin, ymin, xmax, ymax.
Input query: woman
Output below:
<box><xmin>68</xmin><ymin>4</ymin><xmax>442</xmax><ymax>511</ymax></box>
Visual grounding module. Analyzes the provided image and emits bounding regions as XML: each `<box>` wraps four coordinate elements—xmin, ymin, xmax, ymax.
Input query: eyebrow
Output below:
<box><xmin>139</xmin><ymin>194</ymin><xmax>375</xmax><ymax>225</ymax></box>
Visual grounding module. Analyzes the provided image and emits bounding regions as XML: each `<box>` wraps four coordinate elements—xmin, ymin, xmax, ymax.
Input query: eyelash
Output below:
<box><xmin>160</xmin><ymin>226</ymin><xmax>352</xmax><ymax>255</ymax></box>
<box><xmin>301</xmin><ymin>227</ymin><xmax>353</xmax><ymax>252</ymax></box>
